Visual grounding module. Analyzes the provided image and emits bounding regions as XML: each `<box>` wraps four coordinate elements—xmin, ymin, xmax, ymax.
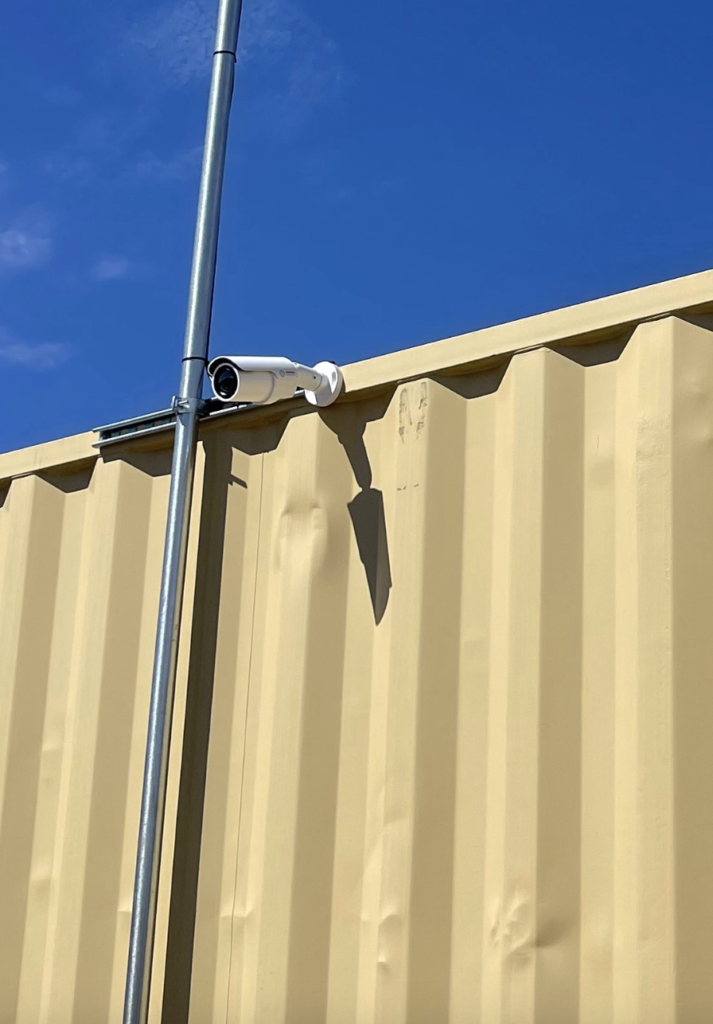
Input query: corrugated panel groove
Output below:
<box><xmin>19</xmin><ymin>473</ymin><xmax>91</xmax><ymax>1024</ymax></box>
<box><xmin>0</xmin><ymin>475</ymin><xmax>65</xmax><ymax>1022</ymax></box>
<box><xmin>671</xmin><ymin>327</ymin><xmax>713</xmax><ymax>1024</ymax></box>
<box><xmin>0</xmin><ymin>457</ymin><xmax>175</xmax><ymax>1024</ymax></box>
<box><xmin>3</xmin><ymin>311</ymin><xmax>713</xmax><ymax>1022</ymax></box>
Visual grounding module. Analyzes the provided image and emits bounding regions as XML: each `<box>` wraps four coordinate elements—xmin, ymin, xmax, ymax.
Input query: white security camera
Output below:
<box><xmin>207</xmin><ymin>356</ymin><xmax>344</xmax><ymax>408</ymax></box>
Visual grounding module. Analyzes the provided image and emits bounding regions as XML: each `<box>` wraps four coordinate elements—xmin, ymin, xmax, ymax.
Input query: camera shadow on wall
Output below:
<box><xmin>322</xmin><ymin>391</ymin><xmax>393</xmax><ymax>625</ymax></box>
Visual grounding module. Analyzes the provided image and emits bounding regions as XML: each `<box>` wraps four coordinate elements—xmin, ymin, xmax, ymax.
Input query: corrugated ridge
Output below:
<box><xmin>3</xmin><ymin>314</ymin><xmax>713</xmax><ymax>1021</ymax></box>
<box><xmin>182</xmin><ymin>317</ymin><xmax>713</xmax><ymax>1023</ymax></box>
<box><xmin>3</xmin><ymin>269</ymin><xmax>713</xmax><ymax>483</ymax></box>
<box><xmin>0</xmin><ymin>455</ymin><xmax>175</xmax><ymax>1023</ymax></box>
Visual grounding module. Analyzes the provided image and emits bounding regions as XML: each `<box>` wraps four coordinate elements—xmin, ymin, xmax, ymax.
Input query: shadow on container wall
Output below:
<box><xmin>322</xmin><ymin>391</ymin><xmax>394</xmax><ymax>626</ymax></box>
<box><xmin>162</xmin><ymin>416</ymin><xmax>290</xmax><ymax>1024</ymax></box>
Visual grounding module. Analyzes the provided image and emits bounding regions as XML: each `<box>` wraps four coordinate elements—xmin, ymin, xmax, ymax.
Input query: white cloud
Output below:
<box><xmin>0</xmin><ymin>328</ymin><xmax>71</xmax><ymax>370</ymax></box>
<box><xmin>92</xmin><ymin>256</ymin><xmax>132</xmax><ymax>281</ymax></box>
<box><xmin>0</xmin><ymin>227</ymin><xmax>51</xmax><ymax>271</ymax></box>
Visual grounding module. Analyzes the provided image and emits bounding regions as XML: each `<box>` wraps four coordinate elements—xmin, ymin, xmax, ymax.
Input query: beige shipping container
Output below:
<box><xmin>3</xmin><ymin>270</ymin><xmax>713</xmax><ymax>1023</ymax></box>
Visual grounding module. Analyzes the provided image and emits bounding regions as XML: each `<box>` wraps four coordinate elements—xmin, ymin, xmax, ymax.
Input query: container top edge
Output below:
<box><xmin>2</xmin><ymin>268</ymin><xmax>713</xmax><ymax>480</ymax></box>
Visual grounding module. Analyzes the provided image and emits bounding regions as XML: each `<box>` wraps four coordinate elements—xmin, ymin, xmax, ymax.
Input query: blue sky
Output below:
<box><xmin>1</xmin><ymin>0</ymin><xmax>712</xmax><ymax>452</ymax></box>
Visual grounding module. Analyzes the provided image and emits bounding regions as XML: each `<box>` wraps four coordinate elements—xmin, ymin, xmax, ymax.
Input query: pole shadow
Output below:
<box><xmin>160</xmin><ymin>435</ymin><xmax>231</xmax><ymax>1024</ymax></box>
<box><xmin>161</xmin><ymin>416</ymin><xmax>289</xmax><ymax>1023</ymax></box>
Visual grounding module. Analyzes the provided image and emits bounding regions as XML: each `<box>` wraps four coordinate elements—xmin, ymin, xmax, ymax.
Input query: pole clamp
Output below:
<box><xmin>171</xmin><ymin>396</ymin><xmax>209</xmax><ymax>416</ymax></box>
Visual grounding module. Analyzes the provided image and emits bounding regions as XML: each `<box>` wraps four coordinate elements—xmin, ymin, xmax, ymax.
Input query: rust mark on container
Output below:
<box><xmin>398</xmin><ymin>388</ymin><xmax>412</xmax><ymax>441</ymax></box>
<box><xmin>399</xmin><ymin>381</ymin><xmax>428</xmax><ymax>442</ymax></box>
<box><xmin>416</xmin><ymin>381</ymin><xmax>428</xmax><ymax>438</ymax></box>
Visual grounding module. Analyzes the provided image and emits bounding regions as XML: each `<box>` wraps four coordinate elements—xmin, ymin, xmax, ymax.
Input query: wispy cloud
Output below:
<box><xmin>237</xmin><ymin>0</ymin><xmax>344</xmax><ymax>135</ymax></box>
<box><xmin>44</xmin><ymin>111</ymin><xmax>150</xmax><ymax>184</ymax></box>
<box><xmin>239</xmin><ymin>0</ymin><xmax>340</xmax><ymax>78</ymax></box>
<box><xmin>0</xmin><ymin>327</ymin><xmax>70</xmax><ymax>370</ymax></box>
<box><xmin>43</xmin><ymin>84</ymin><xmax>82</xmax><ymax>107</ymax></box>
<box><xmin>92</xmin><ymin>255</ymin><xmax>132</xmax><ymax>281</ymax></box>
<box><xmin>0</xmin><ymin>226</ymin><xmax>51</xmax><ymax>271</ymax></box>
<box><xmin>41</xmin><ymin>0</ymin><xmax>344</xmax><ymax>193</ymax></box>
<box><xmin>128</xmin><ymin>0</ymin><xmax>215</xmax><ymax>86</ymax></box>
<box><xmin>43</xmin><ymin>150</ymin><xmax>92</xmax><ymax>183</ymax></box>
<box><xmin>128</xmin><ymin>0</ymin><xmax>343</xmax><ymax>134</ymax></box>
<box><xmin>133</xmin><ymin>144</ymin><xmax>203</xmax><ymax>181</ymax></box>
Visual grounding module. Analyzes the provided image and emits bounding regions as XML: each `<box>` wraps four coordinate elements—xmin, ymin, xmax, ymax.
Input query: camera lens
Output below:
<box><xmin>214</xmin><ymin>364</ymin><xmax>239</xmax><ymax>400</ymax></box>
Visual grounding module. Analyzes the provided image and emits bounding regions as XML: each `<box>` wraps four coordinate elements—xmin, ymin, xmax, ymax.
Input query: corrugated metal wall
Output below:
<box><xmin>3</xmin><ymin>305</ymin><xmax>713</xmax><ymax>1023</ymax></box>
<box><xmin>0</xmin><ymin>448</ymin><xmax>176</xmax><ymax>1023</ymax></box>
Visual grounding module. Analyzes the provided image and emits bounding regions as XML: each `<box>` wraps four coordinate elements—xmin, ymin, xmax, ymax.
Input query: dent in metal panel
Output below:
<box><xmin>6</xmin><ymin>313</ymin><xmax>713</xmax><ymax>1022</ymax></box>
<box><xmin>183</xmin><ymin>318</ymin><xmax>713</xmax><ymax>1023</ymax></box>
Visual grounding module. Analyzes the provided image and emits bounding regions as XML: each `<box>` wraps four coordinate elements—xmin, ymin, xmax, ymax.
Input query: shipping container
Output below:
<box><xmin>3</xmin><ymin>270</ymin><xmax>713</xmax><ymax>1023</ymax></box>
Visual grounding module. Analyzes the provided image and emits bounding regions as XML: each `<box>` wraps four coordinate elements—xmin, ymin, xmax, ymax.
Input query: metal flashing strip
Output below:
<box><xmin>93</xmin><ymin>409</ymin><xmax>177</xmax><ymax>448</ymax></box>
<box><xmin>93</xmin><ymin>394</ymin><xmax>302</xmax><ymax>448</ymax></box>
<box><xmin>93</xmin><ymin>400</ymin><xmax>253</xmax><ymax>448</ymax></box>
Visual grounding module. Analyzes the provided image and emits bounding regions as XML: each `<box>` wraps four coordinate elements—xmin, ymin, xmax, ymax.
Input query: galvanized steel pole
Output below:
<box><xmin>122</xmin><ymin>1</ymin><xmax>243</xmax><ymax>1021</ymax></box>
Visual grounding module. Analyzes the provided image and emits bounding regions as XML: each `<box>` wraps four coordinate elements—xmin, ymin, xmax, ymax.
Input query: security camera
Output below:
<box><xmin>207</xmin><ymin>356</ymin><xmax>343</xmax><ymax>408</ymax></box>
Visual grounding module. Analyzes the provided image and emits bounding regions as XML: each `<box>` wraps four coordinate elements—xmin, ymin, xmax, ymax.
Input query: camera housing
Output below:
<box><xmin>207</xmin><ymin>356</ymin><xmax>343</xmax><ymax>407</ymax></box>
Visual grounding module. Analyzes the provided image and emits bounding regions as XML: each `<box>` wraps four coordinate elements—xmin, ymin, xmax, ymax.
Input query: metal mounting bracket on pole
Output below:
<box><xmin>170</xmin><ymin>394</ymin><xmax>211</xmax><ymax>416</ymax></box>
<box><xmin>122</xmin><ymin>1</ymin><xmax>244</xmax><ymax>1021</ymax></box>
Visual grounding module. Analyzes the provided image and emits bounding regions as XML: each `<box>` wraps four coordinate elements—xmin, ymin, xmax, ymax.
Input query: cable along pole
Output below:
<box><xmin>122</xmin><ymin>0</ymin><xmax>244</xmax><ymax>1020</ymax></box>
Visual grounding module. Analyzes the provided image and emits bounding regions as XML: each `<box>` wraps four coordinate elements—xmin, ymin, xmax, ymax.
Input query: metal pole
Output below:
<box><xmin>122</xmin><ymin>1</ymin><xmax>243</xmax><ymax>1021</ymax></box>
